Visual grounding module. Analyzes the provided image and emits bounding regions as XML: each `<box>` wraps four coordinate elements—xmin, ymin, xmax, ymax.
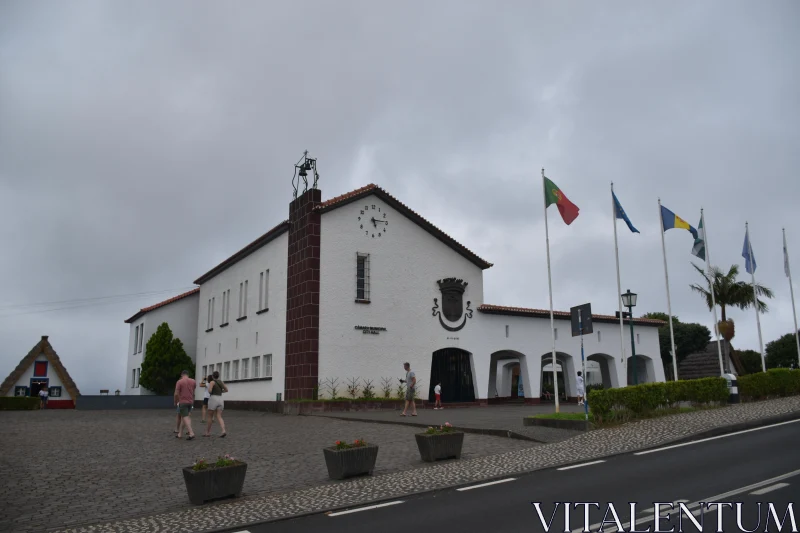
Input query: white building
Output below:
<box><xmin>1</xmin><ymin>336</ymin><xmax>81</xmax><ymax>408</ymax></box>
<box><xmin>124</xmin><ymin>288</ymin><xmax>199</xmax><ymax>395</ymax></box>
<box><xmin>125</xmin><ymin>177</ymin><xmax>666</xmax><ymax>404</ymax></box>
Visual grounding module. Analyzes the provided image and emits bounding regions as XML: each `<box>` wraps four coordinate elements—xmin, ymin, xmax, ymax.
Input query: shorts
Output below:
<box><xmin>435</xmin><ymin>393</ymin><xmax>441</xmax><ymax>401</ymax></box>
<box><xmin>405</xmin><ymin>387</ymin><xmax>415</xmax><ymax>401</ymax></box>
<box><xmin>178</xmin><ymin>403</ymin><xmax>193</xmax><ymax>417</ymax></box>
<box><xmin>203</xmin><ymin>397</ymin><xmax>209</xmax><ymax>406</ymax></box>
<box><xmin>208</xmin><ymin>395</ymin><xmax>224</xmax><ymax>411</ymax></box>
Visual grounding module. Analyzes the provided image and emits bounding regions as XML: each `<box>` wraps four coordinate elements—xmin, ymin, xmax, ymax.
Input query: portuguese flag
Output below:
<box><xmin>544</xmin><ymin>177</ymin><xmax>580</xmax><ymax>225</ymax></box>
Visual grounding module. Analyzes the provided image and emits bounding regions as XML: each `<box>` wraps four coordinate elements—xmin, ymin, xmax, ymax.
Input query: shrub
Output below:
<box><xmin>738</xmin><ymin>368</ymin><xmax>800</xmax><ymax>401</ymax></box>
<box><xmin>588</xmin><ymin>378</ymin><xmax>728</xmax><ymax>423</ymax></box>
<box><xmin>361</xmin><ymin>379</ymin><xmax>375</xmax><ymax>400</ymax></box>
<box><xmin>0</xmin><ymin>397</ymin><xmax>41</xmax><ymax>410</ymax></box>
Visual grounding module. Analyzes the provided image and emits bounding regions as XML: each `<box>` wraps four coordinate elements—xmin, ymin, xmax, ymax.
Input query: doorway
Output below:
<box><xmin>30</xmin><ymin>379</ymin><xmax>48</xmax><ymax>397</ymax></box>
<box><xmin>429</xmin><ymin>348</ymin><xmax>475</xmax><ymax>403</ymax></box>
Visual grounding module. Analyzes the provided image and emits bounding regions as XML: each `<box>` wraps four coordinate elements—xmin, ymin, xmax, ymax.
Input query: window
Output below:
<box><xmin>132</xmin><ymin>369</ymin><xmax>136</xmax><ymax>388</ymax></box>
<box><xmin>201</xmin><ymin>365</ymin><xmax>207</xmax><ymax>380</ymax></box>
<box><xmin>134</xmin><ymin>325</ymin><xmax>139</xmax><ymax>353</ymax></box>
<box><xmin>256</xmin><ymin>331</ymin><xmax>259</xmax><ymax>345</ymax></box>
<box><xmin>505</xmin><ymin>325</ymin><xmax>509</xmax><ymax>338</ymax></box>
<box><xmin>252</xmin><ymin>356</ymin><xmax>260</xmax><ymax>378</ymax></box>
<box><xmin>49</xmin><ymin>387</ymin><xmax>62</xmax><ymax>398</ymax></box>
<box><xmin>259</xmin><ymin>270</ymin><xmax>269</xmax><ymax>311</ymax></box>
<box><xmin>138</xmin><ymin>324</ymin><xmax>144</xmax><ymax>353</ymax></box>
<box><xmin>225</xmin><ymin>289</ymin><xmax>231</xmax><ymax>322</ymax></box>
<box><xmin>554</xmin><ymin>328</ymin><xmax>558</xmax><ymax>340</ymax></box>
<box><xmin>239</xmin><ymin>282</ymin><xmax>244</xmax><ymax>318</ymax></box>
<box><xmin>236</xmin><ymin>337</ymin><xmax>239</xmax><ymax>350</ymax></box>
<box><xmin>211</xmin><ymin>297</ymin><xmax>215</xmax><ymax>326</ymax></box>
<box><xmin>207</xmin><ymin>299</ymin><xmax>213</xmax><ymax>329</ymax></box>
<box><xmin>597</xmin><ymin>330</ymin><xmax>602</xmax><ymax>342</ymax></box>
<box><xmin>637</xmin><ymin>333</ymin><xmax>640</xmax><ymax>345</ymax></box>
<box><xmin>356</xmin><ymin>253</ymin><xmax>370</xmax><ymax>301</ymax></box>
<box><xmin>223</xmin><ymin>362</ymin><xmax>230</xmax><ymax>380</ymax></box>
<box><xmin>233</xmin><ymin>360</ymin><xmax>239</xmax><ymax>380</ymax></box>
<box><xmin>34</xmin><ymin>361</ymin><xmax>48</xmax><ymax>377</ymax></box>
<box><xmin>264</xmin><ymin>354</ymin><xmax>272</xmax><ymax>378</ymax></box>
<box><xmin>242</xmin><ymin>358</ymin><xmax>249</xmax><ymax>379</ymax></box>
<box><xmin>218</xmin><ymin>342</ymin><xmax>221</xmax><ymax>354</ymax></box>
<box><xmin>215</xmin><ymin>362</ymin><xmax>222</xmax><ymax>375</ymax></box>
<box><xmin>15</xmin><ymin>386</ymin><xmax>27</xmax><ymax>397</ymax></box>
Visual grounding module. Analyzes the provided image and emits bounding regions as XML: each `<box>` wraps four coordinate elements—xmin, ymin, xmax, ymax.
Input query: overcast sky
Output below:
<box><xmin>1</xmin><ymin>1</ymin><xmax>798</xmax><ymax>393</ymax></box>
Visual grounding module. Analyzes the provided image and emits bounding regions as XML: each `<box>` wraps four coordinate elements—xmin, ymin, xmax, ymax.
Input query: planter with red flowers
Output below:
<box><xmin>323</xmin><ymin>438</ymin><xmax>379</xmax><ymax>480</ymax></box>
<box><xmin>415</xmin><ymin>423</ymin><xmax>464</xmax><ymax>462</ymax></box>
<box><xmin>183</xmin><ymin>454</ymin><xmax>247</xmax><ymax>505</ymax></box>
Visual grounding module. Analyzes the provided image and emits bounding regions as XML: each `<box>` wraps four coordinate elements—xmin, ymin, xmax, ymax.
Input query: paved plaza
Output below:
<box><xmin>0</xmin><ymin>408</ymin><xmax>538</xmax><ymax>533</ymax></box>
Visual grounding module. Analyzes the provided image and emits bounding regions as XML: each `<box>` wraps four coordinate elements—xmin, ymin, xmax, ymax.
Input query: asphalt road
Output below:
<box><xmin>239</xmin><ymin>420</ymin><xmax>800</xmax><ymax>533</ymax></box>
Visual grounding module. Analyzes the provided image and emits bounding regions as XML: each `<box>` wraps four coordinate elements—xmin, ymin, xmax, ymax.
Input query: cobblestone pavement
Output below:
<box><xmin>316</xmin><ymin>403</ymin><xmax>586</xmax><ymax>442</ymax></box>
<box><xmin>0</xmin><ymin>409</ymin><xmax>536</xmax><ymax>533</ymax></box>
<box><xmin>46</xmin><ymin>396</ymin><xmax>800</xmax><ymax>533</ymax></box>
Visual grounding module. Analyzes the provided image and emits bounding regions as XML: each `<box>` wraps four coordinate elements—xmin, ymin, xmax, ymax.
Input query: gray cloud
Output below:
<box><xmin>1</xmin><ymin>1</ymin><xmax>798</xmax><ymax>392</ymax></box>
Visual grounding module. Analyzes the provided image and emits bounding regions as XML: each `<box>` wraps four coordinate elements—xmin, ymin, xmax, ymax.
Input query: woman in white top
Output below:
<box><xmin>201</xmin><ymin>375</ymin><xmax>215</xmax><ymax>423</ymax></box>
<box><xmin>39</xmin><ymin>386</ymin><xmax>49</xmax><ymax>409</ymax></box>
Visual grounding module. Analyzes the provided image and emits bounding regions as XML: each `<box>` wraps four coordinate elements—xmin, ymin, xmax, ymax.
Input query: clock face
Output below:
<box><xmin>356</xmin><ymin>203</ymin><xmax>388</xmax><ymax>238</ymax></box>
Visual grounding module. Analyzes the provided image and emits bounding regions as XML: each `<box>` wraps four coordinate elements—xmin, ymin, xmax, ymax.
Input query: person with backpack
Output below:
<box><xmin>204</xmin><ymin>370</ymin><xmax>228</xmax><ymax>438</ymax></box>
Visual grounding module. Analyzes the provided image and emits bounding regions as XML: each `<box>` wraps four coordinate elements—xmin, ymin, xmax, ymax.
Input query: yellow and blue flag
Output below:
<box><xmin>613</xmin><ymin>191</ymin><xmax>639</xmax><ymax>233</ymax></box>
<box><xmin>661</xmin><ymin>205</ymin><xmax>698</xmax><ymax>240</ymax></box>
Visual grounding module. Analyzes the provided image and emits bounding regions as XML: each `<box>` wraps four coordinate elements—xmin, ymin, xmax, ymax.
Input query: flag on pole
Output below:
<box><xmin>544</xmin><ymin>177</ymin><xmax>580</xmax><ymax>225</ymax></box>
<box><xmin>784</xmin><ymin>232</ymin><xmax>791</xmax><ymax>278</ymax></box>
<box><xmin>613</xmin><ymin>191</ymin><xmax>639</xmax><ymax>233</ymax></box>
<box><xmin>691</xmin><ymin>215</ymin><xmax>705</xmax><ymax>260</ymax></box>
<box><xmin>660</xmin><ymin>205</ymin><xmax>698</xmax><ymax>239</ymax></box>
<box><xmin>743</xmin><ymin>227</ymin><xmax>757</xmax><ymax>274</ymax></box>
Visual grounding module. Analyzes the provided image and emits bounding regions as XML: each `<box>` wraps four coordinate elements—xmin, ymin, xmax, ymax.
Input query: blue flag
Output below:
<box><xmin>613</xmin><ymin>191</ymin><xmax>639</xmax><ymax>233</ymax></box>
<box><xmin>742</xmin><ymin>228</ymin><xmax>757</xmax><ymax>274</ymax></box>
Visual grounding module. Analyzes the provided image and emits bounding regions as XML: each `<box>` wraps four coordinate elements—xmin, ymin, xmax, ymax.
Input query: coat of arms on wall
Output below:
<box><xmin>432</xmin><ymin>278</ymin><xmax>473</xmax><ymax>332</ymax></box>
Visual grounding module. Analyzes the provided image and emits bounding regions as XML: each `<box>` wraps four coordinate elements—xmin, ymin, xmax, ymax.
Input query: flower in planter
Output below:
<box><xmin>425</xmin><ymin>422</ymin><xmax>456</xmax><ymax>435</ymax></box>
<box><xmin>192</xmin><ymin>458</ymin><xmax>209</xmax><ymax>471</ymax></box>
<box><xmin>334</xmin><ymin>438</ymin><xmax>368</xmax><ymax>450</ymax></box>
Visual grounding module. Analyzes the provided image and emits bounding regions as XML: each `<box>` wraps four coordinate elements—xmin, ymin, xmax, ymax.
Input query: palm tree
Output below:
<box><xmin>690</xmin><ymin>263</ymin><xmax>774</xmax><ymax>373</ymax></box>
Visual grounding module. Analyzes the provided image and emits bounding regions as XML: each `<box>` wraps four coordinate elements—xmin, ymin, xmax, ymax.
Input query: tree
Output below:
<box><xmin>641</xmin><ymin>312</ymin><xmax>711</xmax><ymax>375</ymax></box>
<box><xmin>735</xmin><ymin>349</ymin><xmax>764</xmax><ymax>375</ymax></box>
<box><xmin>689</xmin><ymin>263</ymin><xmax>773</xmax><ymax>373</ymax></box>
<box><xmin>765</xmin><ymin>331</ymin><xmax>800</xmax><ymax>369</ymax></box>
<box><xmin>139</xmin><ymin>322</ymin><xmax>194</xmax><ymax>395</ymax></box>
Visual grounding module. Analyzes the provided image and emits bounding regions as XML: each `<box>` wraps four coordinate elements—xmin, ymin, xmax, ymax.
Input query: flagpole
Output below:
<box><xmin>785</xmin><ymin>228</ymin><xmax>800</xmax><ymax>369</ymax></box>
<box><xmin>543</xmin><ymin>168</ymin><xmax>560</xmax><ymax>413</ymax></box>
<box><xmin>611</xmin><ymin>182</ymin><xmax>626</xmax><ymax>377</ymax></box>
<box><xmin>701</xmin><ymin>209</ymin><xmax>725</xmax><ymax>375</ymax></box>
<box><xmin>658</xmin><ymin>199</ymin><xmax>679</xmax><ymax>381</ymax></box>
<box><xmin>746</xmin><ymin>222</ymin><xmax>766</xmax><ymax>372</ymax></box>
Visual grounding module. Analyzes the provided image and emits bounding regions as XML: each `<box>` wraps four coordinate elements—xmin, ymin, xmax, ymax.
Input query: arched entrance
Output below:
<box><xmin>488</xmin><ymin>350</ymin><xmax>531</xmax><ymax>400</ymax></box>
<box><xmin>541</xmin><ymin>352</ymin><xmax>576</xmax><ymax>401</ymax></box>
<box><xmin>627</xmin><ymin>354</ymin><xmax>655</xmax><ymax>385</ymax></box>
<box><xmin>429</xmin><ymin>348</ymin><xmax>475</xmax><ymax>403</ymax></box>
<box><xmin>587</xmin><ymin>353</ymin><xmax>619</xmax><ymax>389</ymax></box>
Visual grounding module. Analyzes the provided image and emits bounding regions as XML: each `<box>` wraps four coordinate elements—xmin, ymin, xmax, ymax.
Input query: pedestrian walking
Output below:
<box><xmin>38</xmin><ymin>385</ymin><xmax>48</xmax><ymax>409</ymax></box>
<box><xmin>434</xmin><ymin>382</ymin><xmax>442</xmax><ymax>410</ymax></box>
<box><xmin>205</xmin><ymin>370</ymin><xmax>228</xmax><ymax>437</ymax></box>
<box><xmin>174</xmin><ymin>370</ymin><xmax>196</xmax><ymax>440</ymax></box>
<box><xmin>576</xmin><ymin>371</ymin><xmax>585</xmax><ymax>406</ymax></box>
<box><xmin>201</xmin><ymin>375</ymin><xmax>215</xmax><ymax>423</ymax></box>
<box><xmin>400</xmin><ymin>362</ymin><xmax>417</xmax><ymax>416</ymax></box>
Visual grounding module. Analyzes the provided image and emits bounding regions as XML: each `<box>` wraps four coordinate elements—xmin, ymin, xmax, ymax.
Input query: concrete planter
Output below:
<box><xmin>415</xmin><ymin>431</ymin><xmax>464</xmax><ymax>462</ymax></box>
<box><xmin>523</xmin><ymin>417</ymin><xmax>593</xmax><ymax>431</ymax></box>
<box><xmin>322</xmin><ymin>444</ymin><xmax>379</xmax><ymax>480</ymax></box>
<box><xmin>182</xmin><ymin>462</ymin><xmax>247</xmax><ymax>505</ymax></box>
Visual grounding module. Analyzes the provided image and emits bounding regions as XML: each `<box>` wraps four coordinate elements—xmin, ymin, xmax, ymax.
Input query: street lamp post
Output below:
<box><xmin>621</xmin><ymin>289</ymin><xmax>638</xmax><ymax>385</ymax></box>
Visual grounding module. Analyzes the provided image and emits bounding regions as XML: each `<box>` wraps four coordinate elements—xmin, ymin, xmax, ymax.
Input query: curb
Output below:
<box><xmin>209</xmin><ymin>409</ymin><xmax>800</xmax><ymax>533</ymax></box>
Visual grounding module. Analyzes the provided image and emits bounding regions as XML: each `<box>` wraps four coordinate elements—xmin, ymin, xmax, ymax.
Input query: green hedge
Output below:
<box><xmin>588</xmin><ymin>378</ymin><xmax>728</xmax><ymax>423</ymax></box>
<box><xmin>738</xmin><ymin>368</ymin><xmax>800</xmax><ymax>401</ymax></box>
<box><xmin>0</xmin><ymin>397</ymin><xmax>41</xmax><ymax>410</ymax></box>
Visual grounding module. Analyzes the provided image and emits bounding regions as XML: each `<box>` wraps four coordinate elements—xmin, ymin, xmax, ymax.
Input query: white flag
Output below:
<box><xmin>785</xmin><ymin>232</ymin><xmax>791</xmax><ymax>278</ymax></box>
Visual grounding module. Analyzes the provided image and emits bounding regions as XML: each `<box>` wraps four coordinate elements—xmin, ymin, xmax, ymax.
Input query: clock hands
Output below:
<box><xmin>370</xmin><ymin>217</ymin><xmax>387</xmax><ymax>227</ymax></box>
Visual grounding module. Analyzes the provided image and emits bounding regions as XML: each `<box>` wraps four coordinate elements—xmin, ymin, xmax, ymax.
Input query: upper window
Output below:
<box><xmin>356</xmin><ymin>253</ymin><xmax>370</xmax><ymax>302</ymax></box>
<box><xmin>134</xmin><ymin>325</ymin><xmax>140</xmax><ymax>354</ymax></box>
<box><xmin>258</xmin><ymin>270</ymin><xmax>270</xmax><ymax>311</ymax></box>
<box><xmin>34</xmin><ymin>361</ymin><xmax>48</xmax><ymax>377</ymax></box>
<box><xmin>238</xmin><ymin>280</ymin><xmax>248</xmax><ymax>318</ymax></box>
<box><xmin>138</xmin><ymin>324</ymin><xmax>144</xmax><ymax>353</ymax></box>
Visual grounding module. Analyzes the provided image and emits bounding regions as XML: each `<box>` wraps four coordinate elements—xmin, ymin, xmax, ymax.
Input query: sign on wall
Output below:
<box><xmin>354</xmin><ymin>326</ymin><xmax>387</xmax><ymax>335</ymax></box>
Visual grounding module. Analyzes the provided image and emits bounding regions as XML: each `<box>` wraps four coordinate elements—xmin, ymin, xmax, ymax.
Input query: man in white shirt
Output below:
<box><xmin>400</xmin><ymin>362</ymin><xmax>417</xmax><ymax>416</ymax></box>
<box><xmin>576</xmin><ymin>371</ymin><xmax>585</xmax><ymax>406</ymax></box>
<box><xmin>434</xmin><ymin>383</ymin><xmax>442</xmax><ymax>409</ymax></box>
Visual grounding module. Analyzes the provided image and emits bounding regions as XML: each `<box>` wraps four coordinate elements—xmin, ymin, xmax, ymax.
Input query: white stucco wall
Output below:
<box><xmin>194</xmin><ymin>231</ymin><xmax>288</xmax><ymax>401</ymax></box>
<box><xmin>315</xmin><ymin>192</ymin><xmax>663</xmax><ymax>400</ymax></box>
<box><xmin>318</xmin><ymin>192</ymin><xmax>486</xmax><ymax>398</ymax></box>
<box><xmin>125</xmin><ymin>292</ymin><xmax>199</xmax><ymax>395</ymax></box>
<box><xmin>8</xmin><ymin>354</ymin><xmax>72</xmax><ymax>400</ymax></box>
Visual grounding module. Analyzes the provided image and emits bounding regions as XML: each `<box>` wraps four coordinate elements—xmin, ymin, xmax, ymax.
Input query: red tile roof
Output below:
<box><xmin>192</xmin><ymin>221</ymin><xmax>291</xmax><ymax>285</ymax></box>
<box><xmin>478</xmin><ymin>304</ymin><xmax>665</xmax><ymax>327</ymax></box>
<box><xmin>317</xmin><ymin>184</ymin><xmax>493</xmax><ymax>270</ymax></box>
<box><xmin>124</xmin><ymin>288</ymin><xmax>200</xmax><ymax>324</ymax></box>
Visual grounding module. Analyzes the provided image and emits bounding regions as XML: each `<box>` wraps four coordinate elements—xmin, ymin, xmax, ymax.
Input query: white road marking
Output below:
<box><xmin>572</xmin><ymin>470</ymin><xmax>800</xmax><ymax>533</ymax></box>
<box><xmin>456</xmin><ymin>478</ymin><xmax>516</xmax><ymax>491</ymax></box>
<box><xmin>326</xmin><ymin>501</ymin><xmax>404</xmax><ymax>517</ymax></box>
<box><xmin>634</xmin><ymin>419</ymin><xmax>800</xmax><ymax>455</ymax></box>
<box><xmin>557</xmin><ymin>460</ymin><xmax>606</xmax><ymax>471</ymax></box>
<box><xmin>750</xmin><ymin>482</ymin><xmax>790</xmax><ymax>495</ymax></box>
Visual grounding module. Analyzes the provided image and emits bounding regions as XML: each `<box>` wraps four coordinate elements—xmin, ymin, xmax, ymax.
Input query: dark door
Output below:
<box><xmin>428</xmin><ymin>348</ymin><xmax>475</xmax><ymax>403</ymax></box>
<box><xmin>30</xmin><ymin>380</ymin><xmax>48</xmax><ymax>397</ymax></box>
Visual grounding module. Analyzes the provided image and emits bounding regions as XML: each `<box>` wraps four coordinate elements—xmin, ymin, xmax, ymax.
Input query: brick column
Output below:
<box><xmin>284</xmin><ymin>188</ymin><xmax>321</xmax><ymax>400</ymax></box>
